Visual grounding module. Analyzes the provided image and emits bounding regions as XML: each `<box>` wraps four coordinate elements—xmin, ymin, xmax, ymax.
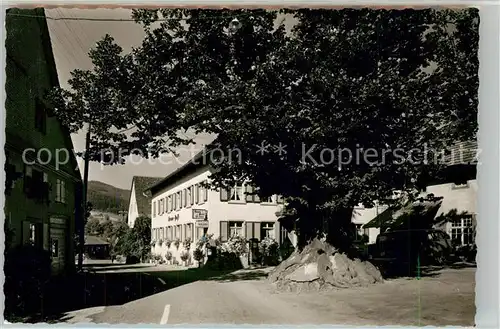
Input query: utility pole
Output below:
<box><xmin>78</xmin><ymin>122</ymin><xmax>91</xmax><ymax>271</ymax></box>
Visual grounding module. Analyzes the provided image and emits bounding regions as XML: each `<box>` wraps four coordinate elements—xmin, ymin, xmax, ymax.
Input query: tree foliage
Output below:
<box><xmin>115</xmin><ymin>216</ymin><xmax>151</xmax><ymax>261</ymax></box>
<box><xmin>49</xmin><ymin>9</ymin><xmax>478</xmax><ymax>251</ymax></box>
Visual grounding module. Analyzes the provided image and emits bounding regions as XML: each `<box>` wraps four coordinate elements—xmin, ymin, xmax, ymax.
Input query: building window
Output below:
<box><xmin>177</xmin><ymin>192</ymin><xmax>181</xmax><ymax>210</ymax></box>
<box><xmin>55</xmin><ymin>179</ymin><xmax>66</xmax><ymax>203</ymax></box>
<box><xmin>153</xmin><ymin>202</ymin><xmax>156</xmax><ymax>218</ymax></box>
<box><xmin>450</xmin><ymin>217</ymin><xmax>475</xmax><ymax>246</ymax></box>
<box><xmin>180</xmin><ymin>190</ymin><xmax>184</xmax><ymax>208</ymax></box>
<box><xmin>230</xmin><ymin>184</ymin><xmax>244</xmax><ymax>202</ymax></box>
<box><xmin>354</xmin><ymin>224</ymin><xmax>364</xmax><ymax>241</ymax></box>
<box><xmin>261</xmin><ymin>222</ymin><xmax>275</xmax><ymax>239</ymax></box>
<box><xmin>229</xmin><ymin>221</ymin><xmax>244</xmax><ymax>237</ymax></box>
<box><xmin>35</xmin><ymin>98</ymin><xmax>47</xmax><ymax>134</ymax></box>
<box><xmin>51</xmin><ymin>238</ymin><xmax>59</xmax><ymax>257</ymax></box>
<box><xmin>190</xmin><ymin>186</ymin><xmax>195</xmax><ymax>205</ymax></box>
<box><xmin>173</xmin><ymin>193</ymin><xmax>177</xmax><ymax>211</ymax></box>
<box><xmin>28</xmin><ymin>223</ymin><xmax>42</xmax><ymax>247</ymax></box>
<box><xmin>261</xmin><ymin>195</ymin><xmax>273</xmax><ymax>203</ymax></box>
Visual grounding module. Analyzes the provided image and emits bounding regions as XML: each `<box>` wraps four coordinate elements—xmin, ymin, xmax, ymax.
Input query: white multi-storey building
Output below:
<box><xmin>148</xmin><ymin>151</ymin><xmax>285</xmax><ymax>264</ymax></box>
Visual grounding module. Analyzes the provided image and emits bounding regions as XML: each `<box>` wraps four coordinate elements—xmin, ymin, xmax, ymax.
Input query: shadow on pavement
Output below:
<box><xmin>13</xmin><ymin>266</ymin><xmax>243</xmax><ymax>324</ymax></box>
<box><xmin>206</xmin><ymin>269</ymin><xmax>270</xmax><ymax>282</ymax></box>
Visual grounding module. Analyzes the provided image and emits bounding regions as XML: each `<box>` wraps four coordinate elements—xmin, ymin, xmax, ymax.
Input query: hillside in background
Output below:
<box><xmin>88</xmin><ymin>180</ymin><xmax>130</xmax><ymax>214</ymax></box>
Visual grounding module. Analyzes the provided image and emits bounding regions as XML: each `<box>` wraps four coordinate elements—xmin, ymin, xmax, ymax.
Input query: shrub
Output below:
<box><xmin>193</xmin><ymin>248</ymin><xmax>204</xmax><ymax>262</ymax></box>
<box><xmin>259</xmin><ymin>237</ymin><xmax>280</xmax><ymax>266</ymax></box>
<box><xmin>174</xmin><ymin>238</ymin><xmax>181</xmax><ymax>250</ymax></box>
<box><xmin>220</xmin><ymin>236</ymin><xmax>248</xmax><ymax>256</ymax></box>
<box><xmin>180</xmin><ymin>251</ymin><xmax>190</xmax><ymax>262</ymax></box>
<box><xmin>165</xmin><ymin>239</ymin><xmax>171</xmax><ymax>248</ymax></box>
<box><xmin>165</xmin><ymin>251</ymin><xmax>173</xmax><ymax>261</ymax></box>
<box><xmin>4</xmin><ymin>244</ymin><xmax>52</xmax><ymax>318</ymax></box>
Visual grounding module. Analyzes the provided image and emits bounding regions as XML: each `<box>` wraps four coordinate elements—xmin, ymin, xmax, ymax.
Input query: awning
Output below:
<box><xmin>363</xmin><ymin>199</ymin><xmax>443</xmax><ymax>230</ymax></box>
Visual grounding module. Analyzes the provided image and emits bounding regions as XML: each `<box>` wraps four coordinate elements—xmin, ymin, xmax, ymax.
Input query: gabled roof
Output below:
<box><xmin>130</xmin><ymin>176</ymin><xmax>163</xmax><ymax>216</ymax></box>
<box><xmin>148</xmin><ymin>143</ymin><xmax>217</xmax><ymax>195</ymax></box>
<box><xmin>85</xmin><ymin>235</ymin><xmax>109</xmax><ymax>246</ymax></box>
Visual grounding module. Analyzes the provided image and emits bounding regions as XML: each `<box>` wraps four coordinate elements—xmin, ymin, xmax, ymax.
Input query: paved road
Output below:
<box><xmin>63</xmin><ymin>267</ymin><xmax>475</xmax><ymax>326</ymax></box>
<box><xmin>86</xmin><ymin>271</ymin><xmax>324</xmax><ymax>325</ymax></box>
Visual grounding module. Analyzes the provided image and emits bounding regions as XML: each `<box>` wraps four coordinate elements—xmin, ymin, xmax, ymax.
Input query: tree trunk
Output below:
<box><xmin>268</xmin><ymin>238</ymin><xmax>383</xmax><ymax>292</ymax></box>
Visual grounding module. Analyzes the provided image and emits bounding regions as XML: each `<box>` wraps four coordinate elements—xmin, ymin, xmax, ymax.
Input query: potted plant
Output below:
<box><xmin>150</xmin><ymin>240</ymin><xmax>156</xmax><ymax>247</ymax></box>
<box><xmin>165</xmin><ymin>251</ymin><xmax>173</xmax><ymax>264</ymax></box>
<box><xmin>165</xmin><ymin>239</ymin><xmax>172</xmax><ymax>249</ymax></box>
<box><xmin>222</xmin><ymin>236</ymin><xmax>249</xmax><ymax>269</ymax></box>
<box><xmin>158</xmin><ymin>239</ymin><xmax>164</xmax><ymax>246</ymax></box>
<box><xmin>174</xmin><ymin>238</ymin><xmax>181</xmax><ymax>250</ymax></box>
<box><xmin>183</xmin><ymin>237</ymin><xmax>192</xmax><ymax>250</ymax></box>
<box><xmin>180</xmin><ymin>251</ymin><xmax>189</xmax><ymax>266</ymax></box>
<box><xmin>193</xmin><ymin>248</ymin><xmax>204</xmax><ymax>267</ymax></box>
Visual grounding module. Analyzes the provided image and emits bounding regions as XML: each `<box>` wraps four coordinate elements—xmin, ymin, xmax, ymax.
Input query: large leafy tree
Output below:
<box><xmin>49</xmin><ymin>8</ymin><xmax>478</xmax><ymax>288</ymax></box>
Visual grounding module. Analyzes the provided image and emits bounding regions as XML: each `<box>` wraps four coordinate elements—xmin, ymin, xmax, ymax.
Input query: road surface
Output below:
<box><xmin>63</xmin><ymin>267</ymin><xmax>475</xmax><ymax>326</ymax></box>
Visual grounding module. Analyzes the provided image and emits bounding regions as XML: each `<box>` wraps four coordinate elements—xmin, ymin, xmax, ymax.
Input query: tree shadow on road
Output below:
<box><xmin>9</xmin><ymin>264</ymin><xmax>275</xmax><ymax>324</ymax></box>
<box><xmin>205</xmin><ymin>268</ymin><xmax>270</xmax><ymax>282</ymax></box>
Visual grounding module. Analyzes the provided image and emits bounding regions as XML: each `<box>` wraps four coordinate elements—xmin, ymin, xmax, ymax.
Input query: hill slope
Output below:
<box><xmin>87</xmin><ymin>180</ymin><xmax>130</xmax><ymax>214</ymax></box>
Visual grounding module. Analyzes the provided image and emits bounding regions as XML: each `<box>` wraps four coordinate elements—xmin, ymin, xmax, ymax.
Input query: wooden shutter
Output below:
<box><xmin>245</xmin><ymin>185</ymin><xmax>253</xmax><ymax>202</ymax></box>
<box><xmin>254</xmin><ymin>222</ymin><xmax>261</xmax><ymax>240</ymax></box>
<box><xmin>43</xmin><ymin>223</ymin><xmax>49</xmax><ymax>250</ymax></box>
<box><xmin>203</xmin><ymin>181</ymin><xmax>209</xmax><ymax>201</ymax></box>
<box><xmin>220</xmin><ymin>188</ymin><xmax>229</xmax><ymax>201</ymax></box>
<box><xmin>274</xmin><ymin>222</ymin><xmax>280</xmax><ymax>243</ymax></box>
<box><xmin>220</xmin><ymin>221</ymin><xmax>228</xmax><ymax>241</ymax></box>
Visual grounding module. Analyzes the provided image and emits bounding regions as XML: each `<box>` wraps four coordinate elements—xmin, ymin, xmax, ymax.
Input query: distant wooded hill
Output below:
<box><xmin>88</xmin><ymin>180</ymin><xmax>130</xmax><ymax>214</ymax></box>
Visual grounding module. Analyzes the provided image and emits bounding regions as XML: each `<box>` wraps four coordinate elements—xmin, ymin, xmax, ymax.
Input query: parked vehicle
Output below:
<box><xmin>369</xmin><ymin>229</ymin><xmax>453</xmax><ymax>276</ymax></box>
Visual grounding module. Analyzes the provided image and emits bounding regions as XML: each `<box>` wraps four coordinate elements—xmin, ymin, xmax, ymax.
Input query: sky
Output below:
<box><xmin>45</xmin><ymin>8</ymin><xmax>215</xmax><ymax>189</ymax></box>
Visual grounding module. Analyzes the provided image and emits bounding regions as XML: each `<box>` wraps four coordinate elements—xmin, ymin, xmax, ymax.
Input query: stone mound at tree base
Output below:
<box><xmin>268</xmin><ymin>238</ymin><xmax>383</xmax><ymax>292</ymax></box>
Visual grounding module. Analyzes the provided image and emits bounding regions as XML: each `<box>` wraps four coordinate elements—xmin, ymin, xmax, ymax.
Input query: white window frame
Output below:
<box><xmin>261</xmin><ymin>222</ymin><xmax>275</xmax><ymax>239</ymax></box>
<box><xmin>229</xmin><ymin>183</ymin><xmax>245</xmax><ymax>202</ymax></box>
<box><xmin>450</xmin><ymin>217</ymin><xmax>475</xmax><ymax>246</ymax></box>
<box><xmin>229</xmin><ymin>221</ymin><xmax>244</xmax><ymax>237</ymax></box>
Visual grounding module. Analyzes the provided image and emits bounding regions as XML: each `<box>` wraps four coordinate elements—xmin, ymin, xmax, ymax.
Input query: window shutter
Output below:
<box><xmin>203</xmin><ymin>181</ymin><xmax>209</xmax><ymax>201</ymax></box>
<box><xmin>220</xmin><ymin>188</ymin><xmax>229</xmax><ymax>201</ymax></box>
<box><xmin>43</xmin><ymin>223</ymin><xmax>49</xmax><ymax>250</ymax></box>
<box><xmin>274</xmin><ymin>222</ymin><xmax>280</xmax><ymax>243</ymax></box>
<box><xmin>190</xmin><ymin>186</ymin><xmax>195</xmax><ymax>205</ymax></box>
<box><xmin>22</xmin><ymin>221</ymin><xmax>30</xmax><ymax>244</ymax></box>
<box><xmin>254</xmin><ymin>222</ymin><xmax>261</xmax><ymax>240</ymax></box>
<box><xmin>245</xmin><ymin>185</ymin><xmax>253</xmax><ymax>202</ymax></box>
<box><xmin>246</xmin><ymin>222</ymin><xmax>254</xmax><ymax>239</ymax></box>
<box><xmin>220</xmin><ymin>221</ymin><xmax>228</xmax><ymax>241</ymax></box>
<box><xmin>195</xmin><ymin>184</ymin><xmax>199</xmax><ymax>204</ymax></box>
